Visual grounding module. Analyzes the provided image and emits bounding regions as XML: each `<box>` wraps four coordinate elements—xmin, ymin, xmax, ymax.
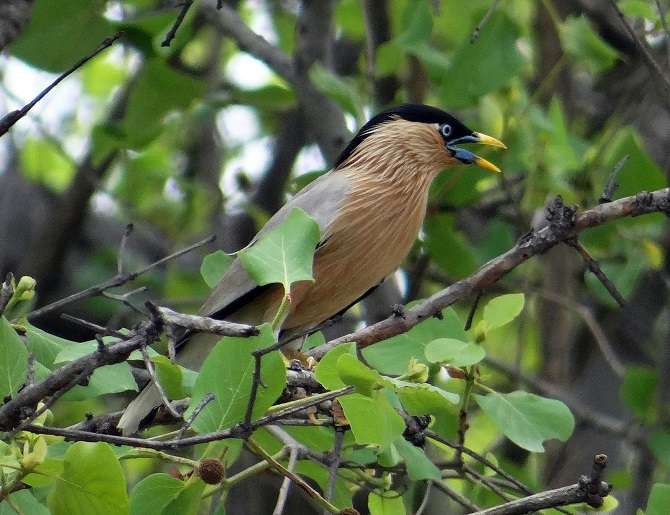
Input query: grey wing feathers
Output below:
<box><xmin>198</xmin><ymin>171</ymin><xmax>350</xmax><ymax>318</ymax></box>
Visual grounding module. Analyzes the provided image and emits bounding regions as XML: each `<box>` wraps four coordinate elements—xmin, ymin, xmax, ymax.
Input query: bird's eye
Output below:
<box><xmin>440</xmin><ymin>124</ymin><xmax>452</xmax><ymax>138</ymax></box>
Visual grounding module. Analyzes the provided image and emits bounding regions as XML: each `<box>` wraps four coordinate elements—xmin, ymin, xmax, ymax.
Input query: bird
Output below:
<box><xmin>117</xmin><ymin>103</ymin><xmax>506</xmax><ymax>434</ymax></box>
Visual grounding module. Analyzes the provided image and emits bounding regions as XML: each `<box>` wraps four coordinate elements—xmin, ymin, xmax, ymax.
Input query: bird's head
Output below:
<box><xmin>335</xmin><ymin>104</ymin><xmax>506</xmax><ymax>177</ymax></box>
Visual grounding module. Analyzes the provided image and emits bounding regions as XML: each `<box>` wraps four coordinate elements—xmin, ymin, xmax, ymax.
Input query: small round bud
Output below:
<box><xmin>197</xmin><ymin>459</ymin><xmax>225</xmax><ymax>484</ymax></box>
<box><xmin>15</xmin><ymin>276</ymin><xmax>36</xmax><ymax>300</ymax></box>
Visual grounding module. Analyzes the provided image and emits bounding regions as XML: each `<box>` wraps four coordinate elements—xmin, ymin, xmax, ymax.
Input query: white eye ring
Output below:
<box><xmin>440</xmin><ymin>124</ymin><xmax>452</xmax><ymax>138</ymax></box>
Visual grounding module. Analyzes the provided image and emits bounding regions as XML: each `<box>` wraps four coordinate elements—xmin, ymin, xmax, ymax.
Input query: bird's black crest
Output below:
<box><xmin>334</xmin><ymin>104</ymin><xmax>472</xmax><ymax>168</ymax></box>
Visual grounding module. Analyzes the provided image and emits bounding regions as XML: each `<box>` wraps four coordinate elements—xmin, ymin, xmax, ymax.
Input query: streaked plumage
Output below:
<box><xmin>117</xmin><ymin>104</ymin><xmax>505</xmax><ymax>434</ymax></box>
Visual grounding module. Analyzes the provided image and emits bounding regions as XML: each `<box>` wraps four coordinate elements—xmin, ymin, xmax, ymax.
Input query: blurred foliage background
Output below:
<box><xmin>1</xmin><ymin>0</ymin><xmax>670</xmax><ymax>513</ymax></box>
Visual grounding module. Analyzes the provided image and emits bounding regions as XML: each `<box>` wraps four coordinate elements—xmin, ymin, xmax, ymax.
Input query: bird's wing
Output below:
<box><xmin>199</xmin><ymin>171</ymin><xmax>350</xmax><ymax>318</ymax></box>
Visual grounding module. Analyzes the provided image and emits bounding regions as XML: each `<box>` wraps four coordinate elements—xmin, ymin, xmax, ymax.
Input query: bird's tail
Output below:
<box><xmin>117</xmin><ymin>383</ymin><xmax>162</xmax><ymax>436</ymax></box>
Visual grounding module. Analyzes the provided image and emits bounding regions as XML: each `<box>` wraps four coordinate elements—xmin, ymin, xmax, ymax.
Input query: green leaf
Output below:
<box><xmin>239</xmin><ymin>208</ymin><xmax>320</xmax><ymax>294</ymax></box>
<box><xmin>363</xmin><ymin>307</ymin><xmax>467</xmax><ymax>375</ymax></box>
<box><xmin>424</xmin><ymin>214</ymin><xmax>477</xmax><ymax>278</ymax></box>
<box><xmin>620</xmin><ymin>366</ymin><xmax>657</xmax><ymax>421</ymax></box>
<box><xmin>560</xmin><ymin>16</ymin><xmax>618</xmax><ymax>74</ymax></box>
<box><xmin>474</xmin><ymin>391</ymin><xmax>575</xmax><ymax>452</ymax></box>
<box><xmin>619</xmin><ymin>0</ymin><xmax>656</xmax><ymax>19</ymax></box>
<box><xmin>308</xmin><ymin>64</ymin><xmax>362</xmax><ymax>119</ymax></box>
<box><xmin>0</xmin><ymin>491</ymin><xmax>49</xmax><ymax>515</ymax></box>
<box><xmin>336</xmin><ymin>353</ymin><xmax>386</xmax><ymax>396</ymax></box>
<box><xmin>153</xmin><ymin>355</ymin><xmax>185</xmax><ymax>399</ymax></box>
<box><xmin>482</xmin><ymin>293</ymin><xmax>525</xmax><ymax>331</ymax></box>
<box><xmin>48</xmin><ymin>442</ymin><xmax>128</xmax><ymax>515</ymax></box>
<box><xmin>315</xmin><ymin>343</ymin><xmax>356</xmax><ymax>390</ymax></box>
<box><xmin>424</xmin><ymin>338</ymin><xmax>485</xmax><ymax>367</ymax></box>
<box><xmin>647</xmin><ymin>484</ymin><xmax>670</xmax><ymax>515</ymax></box>
<box><xmin>397</xmin><ymin>0</ymin><xmax>433</xmax><ymax>47</ymax></box>
<box><xmin>130</xmin><ymin>473</ymin><xmax>185</xmax><ymax>515</ymax></box>
<box><xmin>21</xmin><ymin>139</ymin><xmax>75</xmax><ymax>192</ymax></box>
<box><xmin>25</xmin><ymin>324</ymin><xmax>73</xmax><ymax>368</ymax></box>
<box><xmin>368</xmin><ymin>491</ymin><xmax>406</xmax><ymax>515</ymax></box>
<box><xmin>9</xmin><ymin>0</ymin><xmax>111</xmax><ymax>72</ymax></box>
<box><xmin>440</xmin><ymin>14</ymin><xmax>525</xmax><ymax>107</ymax></box>
<box><xmin>121</xmin><ymin>59</ymin><xmax>206</xmax><ymax>148</ymax></box>
<box><xmin>339</xmin><ymin>391</ymin><xmax>405</xmax><ymax>448</ymax></box>
<box><xmin>185</xmin><ymin>324</ymin><xmax>286</xmax><ymax>433</ymax></box>
<box><xmin>200</xmin><ymin>251</ymin><xmax>233</xmax><ymax>288</ymax></box>
<box><xmin>394</xmin><ymin>438</ymin><xmax>441</xmax><ymax>481</ymax></box>
<box><xmin>393</xmin><ymin>380</ymin><xmax>459</xmax><ymax>412</ymax></box>
<box><xmin>649</xmin><ymin>432</ymin><xmax>670</xmax><ymax>468</ymax></box>
<box><xmin>0</xmin><ymin>316</ymin><xmax>28</xmax><ymax>400</ymax></box>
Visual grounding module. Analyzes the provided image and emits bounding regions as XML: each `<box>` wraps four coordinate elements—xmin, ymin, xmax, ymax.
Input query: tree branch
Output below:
<box><xmin>309</xmin><ymin>188</ymin><xmax>670</xmax><ymax>358</ymax></box>
<box><xmin>0</xmin><ymin>32</ymin><xmax>122</xmax><ymax>137</ymax></box>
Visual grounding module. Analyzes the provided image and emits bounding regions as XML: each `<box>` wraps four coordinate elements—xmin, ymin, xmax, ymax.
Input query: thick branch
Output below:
<box><xmin>309</xmin><ymin>189</ymin><xmax>670</xmax><ymax>358</ymax></box>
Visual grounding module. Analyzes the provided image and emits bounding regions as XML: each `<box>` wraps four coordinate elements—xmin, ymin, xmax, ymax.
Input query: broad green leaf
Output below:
<box><xmin>25</xmin><ymin>324</ymin><xmax>73</xmax><ymax>368</ymax></box>
<box><xmin>393</xmin><ymin>380</ymin><xmax>459</xmax><ymax>412</ymax></box>
<box><xmin>200</xmin><ymin>251</ymin><xmax>233</xmax><ymax>288</ymax></box>
<box><xmin>302</xmin><ymin>331</ymin><xmax>325</xmax><ymax>351</ymax></box>
<box><xmin>308</xmin><ymin>64</ymin><xmax>362</xmax><ymax>119</ymax></box>
<box><xmin>483</xmin><ymin>293</ymin><xmax>525</xmax><ymax>331</ymax></box>
<box><xmin>440</xmin><ymin>14</ymin><xmax>524</xmax><ymax>107</ymax></box>
<box><xmin>9</xmin><ymin>0</ymin><xmax>111</xmax><ymax>72</ymax></box>
<box><xmin>0</xmin><ymin>316</ymin><xmax>28</xmax><ymax>399</ymax></box>
<box><xmin>560</xmin><ymin>16</ymin><xmax>618</xmax><ymax>74</ymax></box>
<box><xmin>121</xmin><ymin>59</ymin><xmax>207</xmax><ymax>148</ymax></box>
<box><xmin>339</xmin><ymin>392</ymin><xmax>404</xmax><ymax>448</ymax></box>
<box><xmin>153</xmin><ymin>355</ymin><xmax>185</xmax><ymax>399</ymax></box>
<box><xmin>397</xmin><ymin>0</ymin><xmax>433</xmax><ymax>47</ymax></box>
<box><xmin>61</xmin><ymin>362</ymin><xmax>137</xmax><ymax>401</ymax></box>
<box><xmin>377</xmin><ymin>443</ymin><xmax>401</xmax><ymax>468</ymax></box>
<box><xmin>161</xmin><ymin>479</ymin><xmax>205</xmax><ymax>515</ymax></box>
<box><xmin>368</xmin><ymin>491</ymin><xmax>406</xmax><ymax>515</ymax></box>
<box><xmin>21</xmin><ymin>139</ymin><xmax>75</xmax><ymax>192</ymax></box>
<box><xmin>474</xmin><ymin>391</ymin><xmax>575</xmax><ymax>452</ymax></box>
<box><xmin>649</xmin><ymin>432</ymin><xmax>670</xmax><ymax>468</ymax></box>
<box><xmin>619</xmin><ymin>0</ymin><xmax>656</xmax><ymax>19</ymax></box>
<box><xmin>185</xmin><ymin>324</ymin><xmax>286</xmax><ymax>433</ymax></box>
<box><xmin>130</xmin><ymin>473</ymin><xmax>185</xmax><ymax>515</ymax></box>
<box><xmin>620</xmin><ymin>366</ymin><xmax>657</xmax><ymax>421</ymax></box>
<box><xmin>0</xmin><ymin>491</ymin><xmax>49</xmax><ymax>515</ymax></box>
<box><xmin>394</xmin><ymin>438</ymin><xmax>441</xmax><ymax>481</ymax></box>
<box><xmin>239</xmin><ymin>208</ymin><xmax>320</xmax><ymax>293</ymax></box>
<box><xmin>363</xmin><ymin>307</ymin><xmax>467</xmax><ymax>375</ymax></box>
<box><xmin>425</xmin><ymin>214</ymin><xmax>477</xmax><ymax>278</ymax></box>
<box><xmin>315</xmin><ymin>343</ymin><xmax>356</xmax><ymax>390</ymax></box>
<box><xmin>229</xmin><ymin>84</ymin><xmax>296</xmax><ymax>111</ymax></box>
<box><xmin>424</xmin><ymin>338</ymin><xmax>485</xmax><ymax>367</ymax></box>
<box><xmin>294</xmin><ymin>460</ymin><xmax>353</xmax><ymax>509</ymax></box>
<box><xmin>336</xmin><ymin>353</ymin><xmax>386</xmax><ymax>396</ymax></box>
<box><xmin>647</xmin><ymin>484</ymin><xmax>670</xmax><ymax>515</ymax></box>
<box><xmin>48</xmin><ymin>442</ymin><xmax>128</xmax><ymax>515</ymax></box>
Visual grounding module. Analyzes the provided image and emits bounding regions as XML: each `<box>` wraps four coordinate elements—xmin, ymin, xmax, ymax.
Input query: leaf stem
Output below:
<box><xmin>271</xmin><ymin>293</ymin><xmax>291</xmax><ymax>331</ymax></box>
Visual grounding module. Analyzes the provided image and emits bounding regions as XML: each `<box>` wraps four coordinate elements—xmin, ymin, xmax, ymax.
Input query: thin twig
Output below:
<box><xmin>28</xmin><ymin>234</ymin><xmax>215</xmax><ymax>320</ymax></box>
<box><xmin>415</xmin><ymin>481</ymin><xmax>433</xmax><ymax>515</ymax></box>
<box><xmin>464</xmin><ymin>290</ymin><xmax>483</xmax><ymax>331</ymax></box>
<box><xmin>0</xmin><ymin>273</ymin><xmax>14</xmax><ymax>315</ymax></box>
<box><xmin>599</xmin><ymin>155</ymin><xmax>629</xmax><ymax>204</ymax></box>
<box><xmin>324</xmin><ymin>428</ymin><xmax>345</xmax><ymax>514</ymax></box>
<box><xmin>60</xmin><ymin>313</ymin><xmax>127</xmax><ymax>339</ymax></box>
<box><xmin>433</xmin><ymin>480</ymin><xmax>482</xmax><ymax>512</ymax></box>
<box><xmin>247</xmin><ymin>438</ymin><xmax>341</xmax><ymax>514</ymax></box>
<box><xmin>426</xmin><ymin>431</ymin><xmax>534</xmax><ymax>496</ymax></box>
<box><xmin>156</xmin><ymin>306</ymin><xmax>259</xmax><ymax>337</ymax></box>
<box><xmin>140</xmin><ymin>345</ymin><xmax>182</xmax><ymax>419</ymax></box>
<box><xmin>0</xmin><ymin>33</ymin><xmax>122</xmax><ymax>137</ymax></box>
<box><xmin>272</xmin><ymin>446</ymin><xmax>300</xmax><ymax>515</ymax></box>
<box><xmin>470</xmin><ymin>0</ymin><xmax>502</xmax><ymax>43</ymax></box>
<box><xmin>607</xmin><ymin>0</ymin><xmax>670</xmax><ymax>109</ymax></box>
<box><xmin>161</xmin><ymin>0</ymin><xmax>194</xmax><ymax>47</ymax></box>
<box><xmin>565</xmin><ymin>238</ymin><xmax>626</xmax><ymax>307</ymax></box>
<box><xmin>177</xmin><ymin>393</ymin><xmax>215</xmax><ymax>439</ymax></box>
<box><xmin>117</xmin><ymin>223</ymin><xmax>133</xmax><ymax>275</ymax></box>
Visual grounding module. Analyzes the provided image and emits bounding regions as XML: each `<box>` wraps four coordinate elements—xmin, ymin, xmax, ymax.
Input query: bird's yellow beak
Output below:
<box><xmin>472</xmin><ymin>132</ymin><xmax>507</xmax><ymax>150</ymax></box>
<box><xmin>447</xmin><ymin>131</ymin><xmax>506</xmax><ymax>174</ymax></box>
